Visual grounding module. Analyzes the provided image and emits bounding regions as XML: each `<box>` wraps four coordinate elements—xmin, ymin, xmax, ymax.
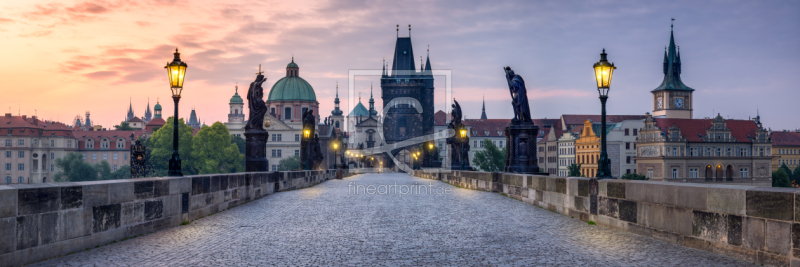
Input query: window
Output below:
<box><xmin>50</xmin><ymin>164</ymin><xmax>54</xmax><ymax>172</ymax></box>
<box><xmin>18</xmin><ymin>151</ymin><xmax>24</xmax><ymax>158</ymax></box>
<box><xmin>271</xmin><ymin>150</ymin><xmax>276</xmax><ymax>157</ymax></box>
<box><xmin>92</xmin><ymin>153</ymin><xmax>97</xmax><ymax>160</ymax></box>
<box><xmin>672</xmin><ymin>148</ymin><xmax>677</xmax><ymax>157</ymax></box>
<box><xmin>740</xmin><ymin>168</ymin><xmax>748</xmax><ymax>178</ymax></box>
<box><xmin>647</xmin><ymin>169</ymin><xmax>653</xmax><ymax>179</ymax></box>
<box><xmin>5</xmin><ymin>151</ymin><xmax>10</xmax><ymax>158</ymax></box>
<box><xmin>672</xmin><ymin>168</ymin><xmax>678</xmax><ymax>179</ymax></box>
<box><xmin>302</xmin><ymin>107</ymin><xmax>308</xmax><ymax>116</ymax></box>
<box><xmin>706</xmin><ymin>148</ymin><xmax>711</xmax><ymax>156</ymax></box>
<box><xmin>284</xmin><ymin>107</ymin><xmax>291</xmax><ymax>120</ymax></box>
<box><xmin>625</xmin><ymin>143</ymin><xmax>630</xmax><ymax>150</ymax></box>
<box><xmin>117</xmin><ymin>140</ymin><xmax>125</xmax><ymax>149</ymax></box>
<box><xmin>277</xmin><ymin>134</ymin><xmax>282</xmax><ymax>141</ymax></box>
<box><xmin>271</xmin><ymin>165</ymin><xmax>277</xmax><ymax>171</ymax></box>
<box><xmin>272</xmin><ymin>135</ymin><xmax>277</xmax><ymax>141</ymax></box>
<box><xmin>114</xmin><ymin>154</ymin><xmax>118</xmax><ymax>160</ymax></box>
<box><xmin>103</xmin><ymin>153</ymin><xmax>107</xmax><ymax>160</ymax></box>
<box><xmin>124</xmin><ymin>153</ymin><xmax>128</xmax><ymax>160</ymax></box>
<box><xmin>624</xmin><ymin>129</ymin><xmax>629</xmax><ymax>136</ymax></box>
<box><xmin>690</xmin><ymin>168</ymin><xmax>698</xmax><ymax>178</ymax></box>
<box><xmin>82</xmin><ymin>154</ymin><xmax>86</xmax><ymax>160</ymax></box>
<box><xmin>295</xmin><ymin>134</ymin><xmax>300</xmax><ymax>142</ymax></box>
<box><xmin>474</xmin><ymin>141</ymin><xmax>478</xmax><ymax>147</ymax></box>
<box><xmin>67</xmin><ymin>140</ymin><xmax>72</xmax><ymax>148</ymax></box>
<box><xmin>633</xmin><ymin>129</ymin><xmax>638</xmax><ymax>136</ymax></box>
<box><xmin>277</xmin><ymin>150</ymin><xmax>281</xmax><ymax>157</ymax></box>
<box><xmin>50</xmin><ymin>152</ymin><xmax>54</xmax><ymax>159</ymax></box>
<box><xmin>113</xmin><ymin>165</ymin><xmax>117</xmax><ymax>172</ymax></box>
<box><xmin>18</xmin><ymin>163</ymin><xmax>24</xmax><ymax>171</ymax></box>
<box><xmin>18</xmin><ymin>177</ymin><xmax>24</xmax><ymax>183</ymax></box>
<box><xmin>726</xmin><ymin>148</ymin><xmax>732</xmax><ymax>157</ymax></box>
<box><xmin>626</xmin><ymin>156</ymin><xmax>631</xmax><ymax>164</ymax></box>
<box><xmin>691</xmin><ymin>148</ymin><xmax>697</xmax><ymax>156</ymax></box>
<box><xmin>50</xmin><ymin>140</ymin><xmax>55</xmax><ymax>147</ymax></box>
<box><xmin>295</xmin><ymin>150</ymin><xmax>300</xmax><ymax>157</ymax></box>
<box><xmin>499</xmin><ymin>141</ymin><xmax>503</xmax><ymax>147</ymax></box>
<box><xmin>18</xmin><ymin>139</ymin><xmax>24</xmax><ymax>146</ymax></box>
<box><xmin>626</xmin><ymin>169</ymin><xmax>631</xmax><ymax>174</ymax></box>
<box><xmin>4</xmin><ymin>176</ymin><xmax>9</xmax><ymax>184</ymax></box>
<box><xmin>4</xmin><ymin>163</ymin><xmax>10</xmax><ymax>170</ymax></box>
<box><xmin>4</xmin><ymin>139</ymin><xmax>10</xmax><ymax>146</ymax></box>
<box><xmin>717</xmin><ymin>148</ymin><xmax>722</xmax><ymax>156</ymax></box>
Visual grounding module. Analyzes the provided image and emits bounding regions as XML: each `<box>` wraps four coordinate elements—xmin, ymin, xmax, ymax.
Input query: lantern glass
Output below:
<box><xmin>460</xmin><ymin>129</ymin><xmax>467</xmax><ymax>138</ymax></box>
<box><xmin>429</xmin><ymin>143</ymin><xmax>433</xmax><ymax>150</ymax></box>
<box><xmin>165</xmin><ymin>49</ymin><xmax>188</xmax><ymax>97</ymax></box>
<box><xmin>592</xmin><ymin>49</ymin><xmax>615</xmax><ymax>96</ymax></box>
<box><xmin>304</xmin><ymin>129</ymin><xmax>310</xmax><ymax>138</ymax></box>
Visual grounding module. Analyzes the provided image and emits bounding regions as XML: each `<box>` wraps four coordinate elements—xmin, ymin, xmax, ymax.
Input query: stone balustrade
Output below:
<box><xmin>415</xmin><ymin>170</ymin><xmax>799</xmax><ymax>267</ymax></box>
<box><xmin>0</xmin><ymin>169</ymin><xmax>349</xmax><ymax>267</ymax></box>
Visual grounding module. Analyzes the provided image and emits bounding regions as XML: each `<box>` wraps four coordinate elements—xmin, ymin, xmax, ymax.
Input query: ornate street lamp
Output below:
<box><xmin>593</xmin><ymin>49</ymin><xmax>615</xmax><ymax>178</ymax></box>
<box><xmin>165</xmin><ymin>48</ymin><xmax>187</xmax><ymax>176</ymax></box>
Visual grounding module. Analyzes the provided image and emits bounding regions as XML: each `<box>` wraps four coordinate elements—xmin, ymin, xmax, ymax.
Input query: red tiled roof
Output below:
<box><xmin>0</xmin><ymin>115</ymin><xmax>76</xmax><ymax>138</ymax></box>
<box><xmin>145</xmin><ymin>117</ymin><xmax>166</xmax><ymax>126</ymax></box>
<box><xmin>128</xmin><ymin>117</ymin><xmax>143</xmax><ymax>123</ymax></box>
<box><xmin>562</xmin><ymin>114</ymin><xmax>646</xmax><ymax>127</ymax></box>
<box><xmin>653</xmin><ymin>118</ymin><xmax>759</xmax><ymax>143</ymax></box>
<box><xmin>75</xmin><ymin>130</ymin><xmax>141</xmax><ymax>140</ymax></box>
<box><xmin>531</xmin><ymin>119</ymin><xmax>560</xmax><ymax>129</ymax></box>
<box><xmin>434</xmin><ymin>110</ymin><xmax>449</xmax><ymax>126</ymax></box>
<box><xmin>771</xmin><ymin>131</ymin><xmax>800</xmax><ymax>147</ymax></box>
<box><xmin>463</xmin><ymin>119</ymin><xmax>510</xmax><ymax>137</ymax></box>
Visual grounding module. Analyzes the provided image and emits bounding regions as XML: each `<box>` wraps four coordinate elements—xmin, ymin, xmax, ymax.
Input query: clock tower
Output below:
<box><xmin>652</xmin><ymin>25</ymin><xmax>694</xmax><ymax>119</ymax></box>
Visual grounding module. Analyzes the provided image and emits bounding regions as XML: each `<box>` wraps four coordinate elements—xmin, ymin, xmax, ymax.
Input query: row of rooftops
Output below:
<box><xmin>0</xmin><ymin>113</ymin><xmax>170</xmax><ymax>140</ymax></box>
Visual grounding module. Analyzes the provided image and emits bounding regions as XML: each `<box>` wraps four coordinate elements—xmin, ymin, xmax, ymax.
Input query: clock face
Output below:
<box><xmin>657</xmin><ymin>98</ymin><xmax>663</xmax><ymax>108</ymax></box>
<box><xmin>674</xmin><ymin>98</ymin><xmax>684</xmax><ymax>108</ymax></box>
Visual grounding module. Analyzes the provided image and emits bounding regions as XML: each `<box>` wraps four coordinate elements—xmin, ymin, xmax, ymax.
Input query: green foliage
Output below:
<box><xmin>114</xmin><ymin>121</ymin><xmax>134</xmax><ymax>131</ymax></box>
<box><xmin>568</xmin><ymin>163</ymin><xmax>582</xmax><ymax>177</ymax></box>
<box><xmin>621</xmin><ymin>172</ymin><xmax>648</xmax><ymax>180</ymax></box>
<box><xmin>793</xmin><ymin>165</ymin><xmax>800</xmax><ymax>187</ymax></box>
<box><xmin>232</xmin><ymin>135</ymin><xmax>246</xmax><ymax>155</ymax></box>
<box><xmin>772</xmin><ymin>170</ymin><xmax>791</xmax><ymax>187</ymax></box>
<box><xmin>53</xmin><ymin>153</ymin><xmax>131</xmax><ymax>182</ymax></box>
<box><xmin>147</xmin><ymin>117</ymin><xmax>195</xmax><ymax>174</ymax></box>
<box><xmin>278</xmin><ymin>155</ymin><xmax>301</xmax><ymax>171</ymax></box>
<box><xmin>588</xmin><ymin>221</ymin><xmax>596</xmax><ymax>225</ymax></box>
<box><xmin>778</xmin><ymin>163</ymin><xmax>792</xmax><ymax>177</ymax></box>
<box><xmin>190</xmin><ymin>122</ymin><xmax>244</xmax><ymax>174</ymax></box>
<box><xmin>471</xmin><ymin>139</ymin><xmax>506</xmax><ymax>172</ymax></box>
<box><xmin>54</xmin><ymin>153</ymin><xmax>97</xmax><ymax>182</ymax></box>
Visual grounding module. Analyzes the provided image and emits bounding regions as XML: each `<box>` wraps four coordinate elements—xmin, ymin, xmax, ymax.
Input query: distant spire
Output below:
<box><xmin>396</xmin><ymin>24</ymin><xmax>399</xmax><ymax>37</ymax></box>
<box><xmin>408</xmin><ymin>24</ymin><xmax>411</xmax><ymax>37</ymax></box>
<box><xmin>480</xmin><ymin>95</ymin><xmax>487</xmax><ymax>119</ymax></box>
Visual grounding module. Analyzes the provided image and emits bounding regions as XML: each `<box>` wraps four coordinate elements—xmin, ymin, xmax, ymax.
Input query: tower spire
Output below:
<box><xmin>480</xmin><ymin>95</ymin><xmax>487</xmax><ymax>119</ymax></box>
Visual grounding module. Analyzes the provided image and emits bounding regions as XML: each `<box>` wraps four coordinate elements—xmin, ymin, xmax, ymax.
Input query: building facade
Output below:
<box><xmin>770</xmin><ymin>131</ymin><xmax>800</xmax><ymax>172</ymax></box>
<box><xmin>463</xmin><ymin>119</ymin><xmax>508</xmax><ymax>171</ymax></box>
<box><xmin>1</xmin><ymin>114</ymin><xmax>78</xmax><ymax>184</ymax></box>
<box><xmin>556</xmin><ymin>126</ymin><xmax>581</xmax><ymax>177</ymax></box>
<box><xmin>635</xmin><ymin>113</ymin><xmax>772</xmax><ymax>181</ymax></box>
<box><xmin>606</xmin><ymin>119</ymin><xmax>644</xmax><ymax>177</ymax></box>
<box><xmin>575</xmin><ymin>119</ymin><xmax>600</xmax><ymax>177</ymax></box>
<box><xmin>224</xmin><ymin>85</ymin><xmax>246</xmax><ymax>138</ymax></box>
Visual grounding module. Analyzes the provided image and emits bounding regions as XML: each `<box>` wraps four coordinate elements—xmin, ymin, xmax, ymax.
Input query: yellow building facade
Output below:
<box><xmin>575</xmin><ymin>119</ymin><xmax>600</xmax><ymax>177</ymax></box>
<box><xmin>771</xmin><ymin>131</ymin><xmax>800</xmax><ymax>172</ymax></box>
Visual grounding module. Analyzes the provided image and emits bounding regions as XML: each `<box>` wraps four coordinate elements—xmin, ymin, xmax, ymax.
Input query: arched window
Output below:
<box><xmin>235</xmin><ymin>109</ymin><xmax>238</xmax><ymax>115</ymax></box>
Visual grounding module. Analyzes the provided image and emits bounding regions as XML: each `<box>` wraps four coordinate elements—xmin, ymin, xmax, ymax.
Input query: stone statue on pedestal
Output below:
<box><xmin>244</xmin><ymin>72</ymin><xmax>269</xmax><ymax>172</ymax></box>
<box><xmin>446</xmin><ymin>99</ymin><xmax>473</xmax><ymax>170</ymax></box>
<box><xmin>502</xmin><ymin>67</ymin><xmax>543</xmax><ymax>174</ymax></box>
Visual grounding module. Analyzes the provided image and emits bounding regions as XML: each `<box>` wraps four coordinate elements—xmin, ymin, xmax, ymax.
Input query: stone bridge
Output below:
<box><xmin>0</xmin><ymin>170</ymin><xmax>797</xmax><ymax>266</ymax></box>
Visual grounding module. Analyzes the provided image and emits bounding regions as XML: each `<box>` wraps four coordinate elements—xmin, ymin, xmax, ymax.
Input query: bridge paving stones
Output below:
<box><xmin>33</xmin><ymin>173</ymin><xmax>755</xmax><ymax>266</ymax></box>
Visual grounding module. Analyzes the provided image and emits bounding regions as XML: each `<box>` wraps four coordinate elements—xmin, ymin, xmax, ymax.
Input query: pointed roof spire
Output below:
<box><xmin>480</xmin><ymin>95</ymin><xmax>488</xmax><ymax>119</ymax></box>
<box><xmin>382</xmin><ymin>57</ymin><xmax>386</xmax><ymax>76</ymax></box>
<box><xmin>653</xmin><ymin>21</ymin><xmax>693</xmax><ymax>92</ymax></box>
<box><xmin>396</xmin><ymin>24</ymin><xmax>399</xmax><ymax>37</ymax></box>
<box><xmin>408</xmin><ymin>24</ymin><xmax>411</xmax><ymax>37</ymax></box>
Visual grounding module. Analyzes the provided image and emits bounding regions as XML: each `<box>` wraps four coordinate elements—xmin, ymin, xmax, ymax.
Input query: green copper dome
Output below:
<box><xmin>230</xmin><ymin>92</ymin><xmax>243</xmax><ymax>104</ymax></box>
<box><xmin>154</xmin><ymin>102</ymin><xmax>162</xmax><ymax>111</ymax></box>
<box><xmin>267</xmin><ymin>76</ymin><xmax>316</xmax><ymax>102</ymax></box>
<box><xmin>287</xmin><ymin>61</ymin><xmax>298</xmax><ymax>68</ymax></box>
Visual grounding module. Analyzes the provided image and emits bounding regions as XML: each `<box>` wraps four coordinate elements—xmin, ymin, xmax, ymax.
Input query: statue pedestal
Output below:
<box><xmin>504</xmin><ymin>123</ymin><xmax>546</xmax><ymax>175</ymax></box>
<box><xmin>245</xmin><ymin>130</ymin><xmax>268</xmax><ymax>172</ymax></box>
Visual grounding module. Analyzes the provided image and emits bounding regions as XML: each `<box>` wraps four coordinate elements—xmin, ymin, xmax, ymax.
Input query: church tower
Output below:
<box><xmin>143</xmin><ymin>98</ymin><xmax>152</xmax><ymax>124</ymax></box>
<box><xmin>652</xmin><ymin>23</ymin><xmax>694</xmax><ymax>119</ymax></box>
<box><xmin>480</xmin><ymin>96</ymin><xmax>488</xmax><ymax>119</ymax></box>
<box><xmin>330</xmin><ymin>83</ymin><xmax>344</xmax><ymax>130</ymax></box>
<box><xmin>153</xmin><ymin>99</ymin><xmax>162</xmax><ymax>119</ymax></box>
<box><xmin>228</xmin><ymin>85</ymin><xmax>245</xmax><ymax>123</ymax></box>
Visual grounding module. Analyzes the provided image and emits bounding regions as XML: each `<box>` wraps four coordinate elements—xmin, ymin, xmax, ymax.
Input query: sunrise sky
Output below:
<box><xmin>0</xmin><ymin>0</ymin><xmax>798</xmax><ymax>129</ymax></box>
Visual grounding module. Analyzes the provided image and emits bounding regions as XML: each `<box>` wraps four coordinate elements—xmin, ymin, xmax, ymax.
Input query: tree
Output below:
<box><xmin>190</xmin><ymin>122</ymin><xmax>244</xmax><ymax>174</ymax></box>
<box><xmin>793</xmin><ymin>165</ymin><xmax>800</xmax><ymax>187</ymax></box>
<box><xmin>114</xmin><ymin>121</ymin><xmax>134</xmax><ymax>130</ymax></box>
<box><xmin>471</xmin><ymin>139</ymin><xmax>505</xmax><ymax>172</ymax></box>
<box><xmin>621</xmin><ymin>172</ymin><xmax>648</xmax><ymax>180</ymax></box>
<box><xmin>53</xmin><ymin>153</ymin><xmax>97</xmax><ymax>182</ymax></box>
<box><xmin>772</xmin><ymin>170</ymin><xmax>791</xmax><ymax>187</ymax></box>
<box><xmin>568</xmin><ymin>163</ymin><xmax>582</xmax><ymax>177</ymax></box>
<box><xmin>95</xmin><ymin>161</ymin><xmax>112</xmax><ymax>180</ymax></box>
<box><xmin>778</xmin><ymin>163</ymin><xmax>792</xmax><ymax>177</ymax></box>
<box><xmin>112</xmin><ymin>165</ymin><xmax>131</xmax><ymax>179</ymax></box>
<box><xmin>232</xmin><ymin>135</ymin><xmax>246</xmax><ymax>155</ymax></box>
<box><xmin>278</xmin><ymin>155</ymin><xmax>301</xmax><ymax>171</ymax></box>
<box><xmin>147</xmin><ymin>117</ymin><xmax>195</xmax><ymax>175</ymax></box>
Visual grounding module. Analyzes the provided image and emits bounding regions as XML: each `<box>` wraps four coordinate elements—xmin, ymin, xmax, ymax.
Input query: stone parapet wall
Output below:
<box><xmin>415</xmin><ymin>171</ymin><xmax>800</xmax><ymax>267</ymax></box>
<box><xmin>0</xmin><ymin>169</ymin><xmax>347</xmax><ymax>267</ymax></box>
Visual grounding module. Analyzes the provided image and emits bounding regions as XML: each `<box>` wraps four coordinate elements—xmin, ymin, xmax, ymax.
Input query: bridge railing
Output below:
<box><xmin>0</xmin><ymin>169</ymin><xmax>350</xmax><ymax>267</ymax></box>
<box><xmin>415</xmin><ymin>170</ymin><xmax>800</xmax><ymax>267</ymax></box>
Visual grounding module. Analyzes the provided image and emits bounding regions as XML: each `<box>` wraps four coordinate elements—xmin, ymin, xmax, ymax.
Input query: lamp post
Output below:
<box><xmin>460</xmin><ymin>128</ymin><xmax>467</xmax><ymax>170</ymax></box>
<box><xmin>165</xmin><ymin>48</ymin><xmax>187</xmax><ymax>177</ymax></box>
<box><xmin>593</xmin><ymin>49</ymin><xmax>615</xmax><ymax>179</ymax></box>
<box><xmin>302</xmin><ymin>126</ymin><xmax>311</xmax><ymax>170</ymax></box>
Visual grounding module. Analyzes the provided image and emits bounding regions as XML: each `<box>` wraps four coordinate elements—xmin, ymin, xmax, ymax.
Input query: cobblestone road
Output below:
<box><xmin>34</xmin><ymin>173</ymin><xmax>754</xmax><ymax>266</ymax></box>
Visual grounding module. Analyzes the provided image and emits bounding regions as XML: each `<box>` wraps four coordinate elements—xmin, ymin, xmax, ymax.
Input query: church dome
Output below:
<box><xmin>267</xmin><ymin>58</ymin><xmax>316</xmax><ymax>102</ymax></box>
<box><xmin>154</xmin><ymin>102</ymin><xmax>162</xmax><ymax>111</ymax></box>
<box><xmin>230</xmin><ymin>92</ymin><xmax>243</xmax><ymax>104</ymax></box>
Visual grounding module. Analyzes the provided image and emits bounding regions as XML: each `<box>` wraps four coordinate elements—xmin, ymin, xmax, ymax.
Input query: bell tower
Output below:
<box><xmin>652</xmin><ymin>23</ymin><xmax>694</xmax><ymax>119</ymax></box>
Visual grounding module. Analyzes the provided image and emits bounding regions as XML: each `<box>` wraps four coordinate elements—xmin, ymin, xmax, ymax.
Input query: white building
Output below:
<box><xmin>607</xmin><ymin>119</ymin><xmax>645</xmax><ymax>177</ymax></box>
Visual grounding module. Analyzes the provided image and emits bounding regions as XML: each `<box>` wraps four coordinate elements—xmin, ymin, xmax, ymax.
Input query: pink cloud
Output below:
<box><xmin>84</xmin><ymin>71</ymin><xmax>118</xmax><ymax>79</ymax></box>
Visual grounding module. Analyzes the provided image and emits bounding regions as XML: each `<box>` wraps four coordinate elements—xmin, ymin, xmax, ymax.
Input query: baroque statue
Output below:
<box><xmin>504</xmin><ymin>66</ymin><xmax>532</xmax><ymax>124</ymax></box>
<box><xmin>245</xmin><ymin>73</ymin><xmax>267</xmax><ymax>131</ymax></box>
